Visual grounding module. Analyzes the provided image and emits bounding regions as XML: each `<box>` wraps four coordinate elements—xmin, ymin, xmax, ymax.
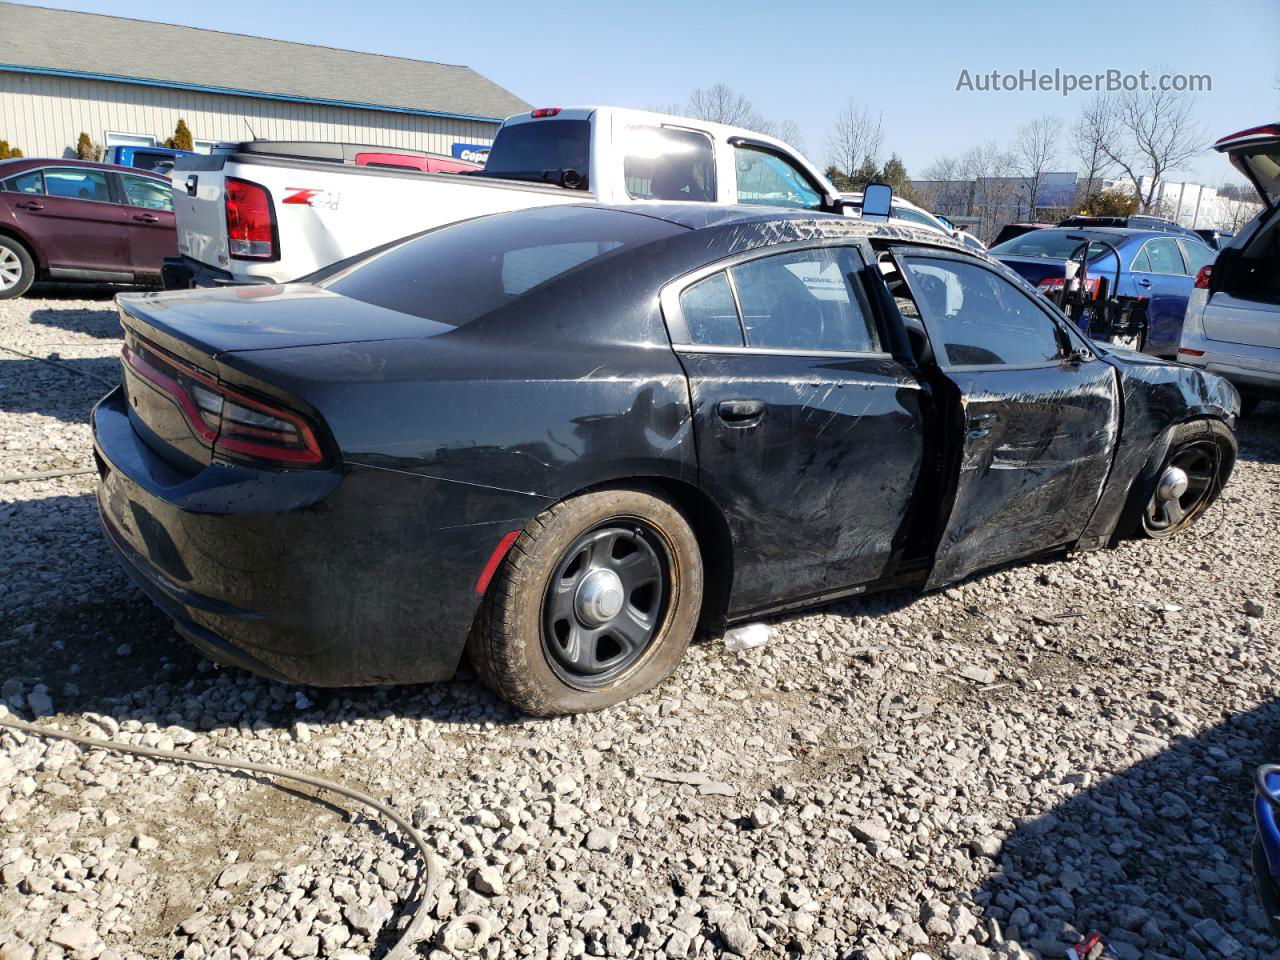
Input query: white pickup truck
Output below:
<box><xmin>164</xmin><ymin>106</ymin><xmax>848</xmax><ymax>287</ymax></box>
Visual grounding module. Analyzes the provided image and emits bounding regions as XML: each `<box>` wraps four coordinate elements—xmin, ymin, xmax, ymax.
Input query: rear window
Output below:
<box><xmin>320</xmin><ymin>206</ymin><xmax>683</xmax><ymax>326</ymax></box>
<box><xmin>483</xmin><ymin>119</ymin><xmax>591</xmax><ymax>187</ymax></box>
<box><xmin>989</xmin><ymin>231</ymin><xmax>1112</xmax><ymax>261</ymax></box>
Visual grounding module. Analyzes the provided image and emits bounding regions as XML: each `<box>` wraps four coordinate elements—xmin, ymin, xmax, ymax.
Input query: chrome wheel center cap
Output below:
<box><xmin>1157</xmin><ymin>466</ymin><xmax>1189</xmax><ymax>502</ymax></box>
<box><xmin>576</xmin><ymin>569</ymin><xmax>625</xmax><ymax>625</ymax></box>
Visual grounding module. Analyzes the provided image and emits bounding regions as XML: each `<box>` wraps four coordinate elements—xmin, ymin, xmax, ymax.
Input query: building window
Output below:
<box><xmin>104</xmin><ymin>131</ymin><xmax>158</xmax><ymax>148</ymax></box>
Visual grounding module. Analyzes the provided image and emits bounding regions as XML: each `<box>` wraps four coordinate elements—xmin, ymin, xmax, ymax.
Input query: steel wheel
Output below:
<box><xmin>0</xmin><ymin>246</ymin><xmax>22</xmax><ymax>292</ymax></box>
<box><xmin>542</xmin><ymin>519</ymin><xmax>669</xmax><ymax>689</ymax></box>
<box><xmin>1142</xmin><ymin>440</ymin><xmax>1218</xmax><ymax>538</ymax></box>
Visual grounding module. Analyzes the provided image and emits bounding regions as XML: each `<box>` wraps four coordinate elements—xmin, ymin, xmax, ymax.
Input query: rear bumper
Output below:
<box><xmin>1179</xmin><ymin>331</ymin><xmax>1280</xmax><ymax>398</ymax></box>
<box><xmin>162</xmin><ymin>256</ymin><xmax>270</xmax><ymax>290</ymax></box>
<box><xmin>92</xmin><ymin>384</ymin><xmax>531</xmax><ymax>686</ymax></box>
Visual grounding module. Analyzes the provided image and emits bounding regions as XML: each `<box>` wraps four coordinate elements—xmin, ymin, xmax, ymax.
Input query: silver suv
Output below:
<box><xmin>1179</xmin><ymin>123</ymin><xmax>1279</xmax><ymax>415</ymax></box>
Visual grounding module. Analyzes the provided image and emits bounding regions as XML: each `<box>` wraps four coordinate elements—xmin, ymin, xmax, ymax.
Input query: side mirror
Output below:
<box><xmin>861</xmin><ymin>183</ymin><xmax>893</xmax><ymax>221</ymax></box>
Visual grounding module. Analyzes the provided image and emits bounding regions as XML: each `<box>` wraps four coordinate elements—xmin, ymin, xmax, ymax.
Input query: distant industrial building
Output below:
<box><xmin>0</xmin><ymin>2</ymin><xmax>528</xmax><ymax>160</ymax></box>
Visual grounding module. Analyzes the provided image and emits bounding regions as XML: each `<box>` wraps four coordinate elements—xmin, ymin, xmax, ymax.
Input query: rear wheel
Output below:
<box><xmin>469</xmin><ymin>486</ymin><xmax>703</xmax><ymax>716</ymax></box>
<box><xmin>1140</xmin><ymin>421</ymin><xmax>1234</xmax><ymax>539</ymax></box>
<box><xmin>0</xmin><ymin>236</ymin><xmax>34</xmax><ymax>299</ymax></box>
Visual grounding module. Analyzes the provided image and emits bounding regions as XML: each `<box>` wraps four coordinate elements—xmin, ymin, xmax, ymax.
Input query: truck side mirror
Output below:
<box><xmin>861</xmin><ymin>183</ymin><xmax>893</xmax><ymax>221</ymax></box>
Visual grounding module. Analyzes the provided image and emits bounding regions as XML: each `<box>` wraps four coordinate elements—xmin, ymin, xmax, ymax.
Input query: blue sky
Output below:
<box><xmin>11</xmin><ymin>0</ymin><xmax>1279</xmax><ymax>185</ymax></box>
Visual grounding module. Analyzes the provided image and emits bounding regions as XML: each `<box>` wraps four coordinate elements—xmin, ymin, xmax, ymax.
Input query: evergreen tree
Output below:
<box><xmin>165</xmin><ymin>119</ymin><xmax>194</xmax><ymax>152</ymax></box>
<box><xmin>75</xmin><ymin>132</ymin><xmax>99</xmax><ymax>161</ymax></box>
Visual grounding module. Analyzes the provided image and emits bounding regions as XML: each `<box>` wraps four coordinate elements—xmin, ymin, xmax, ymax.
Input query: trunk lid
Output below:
<box><xmin>1214</xmin><ymin>123</ymin><xmax>1280</xmax><ymax>209</ymax></box>
<box><xmin>994</xmin><ymin>256</ymin><xmax>1067</xmax><ymax>288</ymax></box>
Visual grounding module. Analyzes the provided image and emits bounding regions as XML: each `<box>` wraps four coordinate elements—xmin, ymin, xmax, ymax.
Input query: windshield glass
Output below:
<box><xmin>320</xmin><ymin>206</ymin><xmax>682</xmax><ymax>326</ymax></box>
<box><xmin>483</xmin><ymin>119</ymin><xmax>591</xmax><ymax>187</ymax></box>
<box><xmin>989</xmin><ymin>231</ymin><xmax>1113</xmax><ymax>261</ymax></box>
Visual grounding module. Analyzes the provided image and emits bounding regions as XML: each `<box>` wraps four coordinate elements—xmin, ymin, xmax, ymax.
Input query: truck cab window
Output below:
<box><xmin>733</xmin><ymin>145</ymin><xmax>822</xmax><ymax>210</ymax></box>
<box><xmin>623</xmin><ymin>126</ymin><xmax>716</xmax><ymax>202</ymax></box>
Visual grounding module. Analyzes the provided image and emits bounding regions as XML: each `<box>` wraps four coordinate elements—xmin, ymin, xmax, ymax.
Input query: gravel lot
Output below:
<box><xmin>2</xmin><ymin>291</ymin><xmax>1278</xmax><ymax>960</ymax></box>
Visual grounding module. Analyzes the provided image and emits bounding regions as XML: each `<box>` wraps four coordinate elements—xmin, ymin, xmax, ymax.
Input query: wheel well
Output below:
<box><xmin>566</xmin><ymin>475</ymin><xmax>735</xmax><ymax>635</ymax></box>
<box><xmin>0</xmin><ymin>227</ymin><xmax>41</xmax><ymax>271</ymax></box>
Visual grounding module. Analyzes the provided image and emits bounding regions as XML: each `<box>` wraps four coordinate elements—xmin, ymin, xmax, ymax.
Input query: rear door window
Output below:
<box><xmin>728</xmin><ymin>247</ymin><xmax>879</xmax><ymax>352</ymax></box>
<box><xmin>679</xmin><ymin>272</ymin><xmax>742</xmax><ymax>346</ymax></box>
<box><xmin>733</xmin><ymin>145</ymin><xmax>823</xmax><ymax>210</ymax></box>
<box><xmin>623</xmin><ymin>126</ymin><xmax>716</xmax><ymax>202</ymax></box>
<box><xmin>1143</xmin><ymin>238</ymin><xmax>1186</xmax><ymax>275</ymax></box>
<box><xmin>1179</xmin><ymin>239</ymin><xmax>1215</xmax><ymax>275</ymax></box>
<box><xmin>120</xmin><ymin>174</ymin><xmax>173</xmax><ymax>211</ymax></box>
<box><xmin>43</xmin><ymin>167</ymin><xmax>110</xmax><ymax>202</ymax></box>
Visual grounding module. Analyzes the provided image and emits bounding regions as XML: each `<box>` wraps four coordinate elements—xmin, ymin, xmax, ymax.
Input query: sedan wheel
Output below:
<box><xmin>469</xmin><ymin>486</ymin><xmax>703</xmax><ymax>716</ymax></box>
<box><xmin>0</xmin><ymin>238</ymin><xmax>35</xmax><ymax>300</ymax></box>
<box><xmin>1142</xmin><ymin>439</ymin><xmax>1220</xmax><ymax>538</ymax></box>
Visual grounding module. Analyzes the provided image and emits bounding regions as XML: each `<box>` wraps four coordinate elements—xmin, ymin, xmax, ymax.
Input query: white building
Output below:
<box><xmin>0</xmin><ymin>2</ymin><xmax>528</xmax><ymax>161</ymax></box>
<box><xmin>1103</xmin><ymin>175</ymin><xmax>1263</xmax><ymax>233</ymax></box>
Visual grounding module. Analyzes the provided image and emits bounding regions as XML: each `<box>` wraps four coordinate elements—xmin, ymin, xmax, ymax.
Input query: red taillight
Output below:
<box><xmin>123</xmin><ymin>338</ymin><xmax>323</xmax><ymax>467</ymax></box>
<box><xmin>225</xmin><ymin>178</ymin><xmax>276</xmax><ymax>260</ymax></box>
<box><xmin>1038</xmin><ymin>275</ymin><xmax>1100</xmax><ymax>296</ymax></box>
<box><xmin>1194</xmin><ymin>265</ymin><xmax>1212</xmax><ymax>289</ymax></box>
<box><xmin>1178</xmin><ymin>347</ymin><xmax>1206</xmax><ymax>357</ymax></box>
<box><xmin>530</xmin><ymin>107</ymin><xmax>562</xmax><ymax>118</ymax></box>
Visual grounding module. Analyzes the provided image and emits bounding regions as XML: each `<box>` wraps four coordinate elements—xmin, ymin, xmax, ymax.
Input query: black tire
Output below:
<box><xmin>1138</xmin><ymin>419</ymin><xmax>1236</xmax><ymax>540</ymax></box>
<box><xmin>0</xmin><ymin>235</ymin><xmax>35</xmax><ymax>300</ymax></box>
<box><xmin>469</xmin><ymin>486</ymin><xmax>703</xmax><ymax>716</ymax></box>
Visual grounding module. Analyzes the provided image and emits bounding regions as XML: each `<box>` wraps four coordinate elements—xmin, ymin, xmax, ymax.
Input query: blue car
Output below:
<box><xmin>101</xmin><ymin>145</ymin><xmax>199</xmax><ymax>176</ymax></box>
<box><xmin>989</xmin><ymin>227</ymin><xmax>1217</xmax><ymax>357</ymax></box>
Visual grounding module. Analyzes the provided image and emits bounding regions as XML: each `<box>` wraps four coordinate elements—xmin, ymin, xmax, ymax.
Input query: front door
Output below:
<box><xmin>892</xmin><ymin>250</ymin><xmax>1120</xmax><ymax>588</ymax></box>
<box><xmin>663</xmin><ymin>243</ymin><xmax>927</xmax><ymax>614</ymax></box>
<box><xmin>1128</xmin><ymin>236</ymin><xmax>1192</xmax><ymax>355</ymax></box>
<box><xmin>8</xmin><ymin>166</ymin><xmax>128</xmax><ymax>273</ymax></box>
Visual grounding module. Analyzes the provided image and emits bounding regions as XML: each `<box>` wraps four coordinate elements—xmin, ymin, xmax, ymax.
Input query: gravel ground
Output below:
<box><xmin>1</xmin><ymin>292</ymin><xmax>1278</xmax><ymax>960</ymax></box>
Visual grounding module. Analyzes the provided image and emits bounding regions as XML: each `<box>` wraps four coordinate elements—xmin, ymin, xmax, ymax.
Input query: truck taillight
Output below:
<box><xmin>530</xmin><ymin>107</ymin><xmax>562</xmax><ymax>118</ymax></box>
<box><xmin>1194</xmin><ymin>265</ymin><xmax>1212</xmax><ymax>289</ymax></box>
<box><xmin>225</xmin><ymin>178</ymin><xmax>277</xmax><ymax>261</ymax></box>
<box><xmin>123</xmin><ymin>338</ymin><xmax>324</xmax><ymax>467</ymax></box>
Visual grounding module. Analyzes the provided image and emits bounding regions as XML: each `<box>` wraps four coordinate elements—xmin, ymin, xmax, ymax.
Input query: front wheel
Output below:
<box><xmin>468</xmin><ymin>486</ymin><xmax>703</xmax><ymax>716</ymax></box>
<box><xmin>0</xmin><ymin>236</ymin><xmax>35</xmax><ymax>299</ymax></box>
<box><xmin>1140</xmin><ymin>421</ymin><xmax>1234</xmax><ymax>539</ymax></box>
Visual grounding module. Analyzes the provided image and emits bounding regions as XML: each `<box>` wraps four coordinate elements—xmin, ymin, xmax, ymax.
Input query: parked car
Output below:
<box><xmin>989</xmin><ymin>226</ymin><xmax>1216</xmax><ymax>356</ymax></box>
<box><xmin>1179</xmin><ymin>122</ymin><xmax>1279</xmax><ymax>415</ymax></box>
<box><xmin>103</xmin><ymin>144</ymin><xmax>200</xmax><ymax>177</ymax></box>
<box><xmin>1195</xmin><ymin>227</ymin><xmax>1235</xmax><ymax>250</ymax></box>
<box><xmin>93</xmin><ymin>204</ymin><xmax>1238</xmax><ymax>715</ymax></box>
<box><xmin>991</xmin><ymin>222</ymin><xmax>1050</xmax><ymax>247</ymax></box>
<box><xmin>1255</xmin><ymin>764</ymin><xmax>1280</xmax><ymax>935</ymax></box>
<box><xmin>0</xmin><ymin>157</ymin><xmax>176</xmax><ymax>299</ymax></box>
<box><xmin>840</xmin><ymin>191</ymin><xmax>985</xmax><ymax>252</ymax></box>
<box><xmin>164</xmin><ymin>107</ymin><xmax>847</xmax><ymax>287</ymax></box>
<box><xmin>1058</xmin><ymin>213</ymin><xmax>1204</xmax><ymax>245</ymax></box>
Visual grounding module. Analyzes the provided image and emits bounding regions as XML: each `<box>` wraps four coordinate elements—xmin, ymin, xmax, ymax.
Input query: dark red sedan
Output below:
<box><xmin>0</xmin><ymin>157</ymin><xmax>176</xmax><ymax>298</ymax></box>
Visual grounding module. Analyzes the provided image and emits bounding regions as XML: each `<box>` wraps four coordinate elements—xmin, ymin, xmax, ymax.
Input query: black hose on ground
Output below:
<box><xmin>0</xmin><ymin>712</ymin><xmax>444</xmax><ymax>958</ymax></box>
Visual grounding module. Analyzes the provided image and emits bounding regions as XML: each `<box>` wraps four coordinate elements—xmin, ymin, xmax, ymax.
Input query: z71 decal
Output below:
<box><xmin>282</xmin><ymin>188</ymin><xmax>341</xmax><ymax>210</ymax></box>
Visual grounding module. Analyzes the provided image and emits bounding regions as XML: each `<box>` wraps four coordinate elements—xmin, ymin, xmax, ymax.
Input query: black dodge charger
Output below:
<box><xmin>93</xmin><ymin>204</ymin><xmax>1238</xmax><ymax>715</ymax></box>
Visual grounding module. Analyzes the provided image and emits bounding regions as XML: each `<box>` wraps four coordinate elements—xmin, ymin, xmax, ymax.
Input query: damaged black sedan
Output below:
<box><xmin>92</xmin><ymin>205</ymin><xmax>1239</xmax><ymax>715</ymax></box>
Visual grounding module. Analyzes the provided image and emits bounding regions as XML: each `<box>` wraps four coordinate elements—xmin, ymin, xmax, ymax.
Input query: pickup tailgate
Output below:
<box><xmin>171</xmin><ymin>154</ymin><xmax>232</xmax><ymax>274</ymax></box>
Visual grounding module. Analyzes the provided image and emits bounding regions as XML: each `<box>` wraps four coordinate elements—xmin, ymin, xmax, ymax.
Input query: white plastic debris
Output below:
<box><xmin>723</xmin><ymin>622</ymin><xmax>772</xmax><ymax>652</ymax></box>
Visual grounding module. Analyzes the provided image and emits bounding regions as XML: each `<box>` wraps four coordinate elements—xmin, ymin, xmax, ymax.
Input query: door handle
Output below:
<box><xmin>1136</xmin><ymin>278</ymin><xmax>1152</xmax><ymax>288</ymax></box>
<box><xmin>132</xmin><ymin>213</ymin><xmax>160</xmax><ymax>223</ymax></box>
<box><xmin>717</xmin><ymin>398</ymin><xmax>765</xmax><ymax>425</ymax></box>
<box><xmin>185</xmin><ymin>175</ymin><xmax>198</xmax><ymax>197</ymax></box>
<box><xmin>14</xmin><ymin>200</ymin><xmax>43</xmax><ymax>211</ymax></box>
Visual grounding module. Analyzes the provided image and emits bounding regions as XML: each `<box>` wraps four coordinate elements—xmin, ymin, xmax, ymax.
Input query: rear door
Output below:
<box><xmin>8</xmin><ymin>166</ymin><xmax>128</xmax><ymax>273</ymax></box>
<box><xmin>115</xmin><ymin>172</ymin><xmax>177</xmax><ymax>279</ymax></box>
<box><xmin>890</xmin><ymin>249</ymin><xmax>1120</xmax><ymax>588</ymax></box>
<box><xmin>663</xmin><ymin>242</ymin><xmax>927</xmax><ymax>613</ymax></box>
<box><xmin>1129</xmin><ymin>236</ymin><xmax>1193</xmax><ymax>355</ymax></box>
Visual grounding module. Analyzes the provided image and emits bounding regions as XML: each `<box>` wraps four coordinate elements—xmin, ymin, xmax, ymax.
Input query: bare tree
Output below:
<box><xmin>684</xmin><ymin>83</ymin><xmax>758</xmax><ymax>127</ymax></box>
<box><xmin>1099</xmin><ymin>85</ymin><xmax>1207</xmax><ymax>213</ymax></box>
<box><xmin>961</xmin><ymin>142</ymin><xmax>1018</xmax><ymax>243</ymax></box>
<box><xmin>768</xmin><ymin>118</ymin><xmax>806</xmax><ymax>154</ymax></box>
<box><xmin>1071</xmin><ymin>95</ymin><xmax>1120</xmax><ymax>208</ymax></box>
<box><xmin>825</xmin><ymin>99</ymin><xmax>884</xmax><ymax>181</ymax></box>
<box><xmin>1013</xmin><ymin>114</ymin><xmax>1063</xmax><ymax>222</ymax></box>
